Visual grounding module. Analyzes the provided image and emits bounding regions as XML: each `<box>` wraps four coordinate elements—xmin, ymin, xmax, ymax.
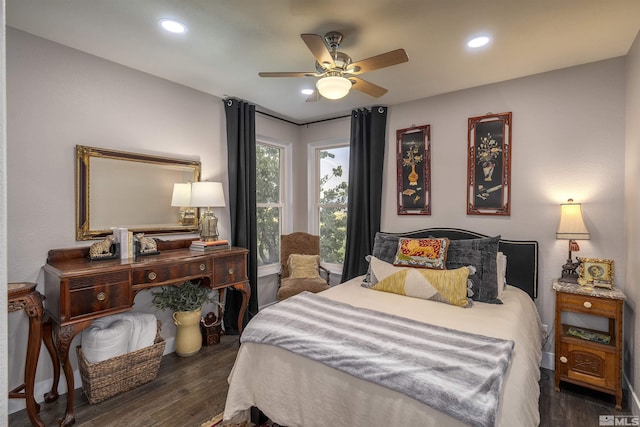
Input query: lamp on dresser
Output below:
<box><xmin>190</xmin><ymin>181</ymin><xmax>226</xmax><ymax>242</ymax></box>
<box><xmin>556</xmin><ymin>198</ymin><xmax>590</xmax><ymax>283</ymax></box>
<box><xmin>170</xmin><ymin>182</ymin><xmax>197</xmax><ymax>226</ymax></box>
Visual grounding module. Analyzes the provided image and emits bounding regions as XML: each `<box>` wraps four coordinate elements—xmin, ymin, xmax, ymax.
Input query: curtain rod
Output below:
<box><xmin>256</xmin><ymin>109</ymin><xmax>350</xmax><ymax>127</ymax></box>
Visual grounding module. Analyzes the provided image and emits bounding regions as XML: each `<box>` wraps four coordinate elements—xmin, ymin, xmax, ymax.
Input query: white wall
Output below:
<box><xmin>5</xmin><ymin>28</ymin><xmax>297</xmax><ymax>412</ymax></box>
<box><xmin>625</xmin><ymin>30</ymin><xmax>640</xmax><ymax>415</ymax></box>
<box><xmin>1</xmin><ymin>1</ymin><xmax>9</xmax><ymax>424</ymax></box>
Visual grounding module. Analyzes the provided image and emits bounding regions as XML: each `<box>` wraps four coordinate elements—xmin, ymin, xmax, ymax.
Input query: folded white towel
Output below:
<box><xmin>81</xmin><ymin>318</ymin><xmax>131</xmax><ymax>364</ymax></box>
<box><xmin>81</xmin><ymin>312</ymin><xmax>158</xmax><ymax>363</ymax></box>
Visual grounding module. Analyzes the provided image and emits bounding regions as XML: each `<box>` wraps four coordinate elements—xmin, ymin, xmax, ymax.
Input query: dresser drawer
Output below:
<box><xmin>67</xmin><ymin>272</ymin><xmax>131</xmax><ymax>320</ymax></box>
<box><xmin>214</xmin><ymin>254</ymin><xmax>246</xmax><ymax>286</ymax></box>
<box><xmin>132</xmin><ymin>259</ymin><xmax>212</xmax><ymax>286</ymax></box>
<box><xmin>557</xmin><ymin>292</ymin><xmax>619</xmax><ymax>317</ymax></box>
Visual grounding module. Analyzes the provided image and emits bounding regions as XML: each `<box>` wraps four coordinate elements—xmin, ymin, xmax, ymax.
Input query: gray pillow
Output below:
<box><xmin>446</xmin><ymin>236</ymin><xmax>501</xmax><ymax>304</ymax></box>
<box><xmin>370</xmin><ymin>232</ymin><xmax>502</xmax><ymax>304</ymax></box>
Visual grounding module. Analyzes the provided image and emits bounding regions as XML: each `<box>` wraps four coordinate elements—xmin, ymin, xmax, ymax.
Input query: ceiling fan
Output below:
<box><xmin>259</xmin><ymin>31</ymin><xmax>409</xmax><ymax>101</ymax></box>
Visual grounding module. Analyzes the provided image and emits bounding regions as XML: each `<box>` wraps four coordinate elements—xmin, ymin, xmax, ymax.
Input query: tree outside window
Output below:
<box><xmin>318</xmin><ymin>146</ymin><xmax>349</xmax><ymax>265</ymax></box>
<box><xmin>256</xmin><ymin>143</ymin><xmax>283</xmax><ymax>266</ymax></box>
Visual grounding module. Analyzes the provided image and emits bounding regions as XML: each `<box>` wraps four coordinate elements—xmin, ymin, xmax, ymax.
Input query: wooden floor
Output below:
<box><xmin>9</xmin><ymin>337</ymin><xmax>634</xmax><ymax>427</ymax></box>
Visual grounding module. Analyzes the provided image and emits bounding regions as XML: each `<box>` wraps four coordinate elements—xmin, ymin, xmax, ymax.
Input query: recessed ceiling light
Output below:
<box><xmin>467</xmin><ymin>36</ymin><xmax>490</xmax><ymax>48</ymax></box>
<box><xmin>301</xmin><ymin>88</ymin><xmax>314</xmax><ymax>95</ymax></box>
<box><xmin>160</xmin><ymin>19</ymin><xmax>187</xmax><ymax>34</ymax></box>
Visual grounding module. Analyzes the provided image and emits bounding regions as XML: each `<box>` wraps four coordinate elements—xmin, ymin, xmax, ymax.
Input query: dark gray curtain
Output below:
<box><xmin>224</xmin><ymin>98</ymin><xmax>258</xmax><ymax>335</ymax></box>
<box><xmin>341</xmin><ymin>106</ymin><xmax>388</xmax><ymax>282</ymax></box>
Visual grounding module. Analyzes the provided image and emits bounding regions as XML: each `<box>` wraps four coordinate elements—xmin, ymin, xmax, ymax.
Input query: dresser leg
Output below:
<box><xmin>42</xmin><ymin>316</ymin><xmax>60</xmax><ymax>403</ymax></box>
<box><xmin>56</xmin><ymin>324</ymin><xmax>78</xmax><ymax>427</ymax></box>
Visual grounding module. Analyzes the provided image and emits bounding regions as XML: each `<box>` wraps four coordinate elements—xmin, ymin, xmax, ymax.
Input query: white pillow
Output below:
<box><xmin>497</xmin><ymin>252</ymin><xmax>507</xmax><ymax>299</ymax></box>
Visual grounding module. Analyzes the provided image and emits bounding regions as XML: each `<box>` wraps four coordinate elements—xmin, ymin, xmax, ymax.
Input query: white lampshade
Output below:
<box><xmin>190</xmin><ymin>181</ymin><xmax>226</xmax><ymax>208</ymax></box>
<box><xmin>556</xmin><ymin>199</ymin><xmax>590</xmax><ymax>240</ymax></box>
<box><xmin>316</xmin><ymin>76</ymin><xmax>351</xmax><ymax>100</ymax></box>
<box><xmin>170</xmin><ymin>183</ymin><xmax>192</xmax><ymax>207</ymax></box>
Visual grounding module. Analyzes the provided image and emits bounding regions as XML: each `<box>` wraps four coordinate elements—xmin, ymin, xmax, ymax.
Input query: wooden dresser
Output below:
<box><xmin>553</xmin><ymin>279</ymin><xmax>625</xmax><ymax>410</ymax></box>
<box><xmin>41</xmin><ymin>238</ymin><xmax>249</xmax><ymax>426</ymax></box>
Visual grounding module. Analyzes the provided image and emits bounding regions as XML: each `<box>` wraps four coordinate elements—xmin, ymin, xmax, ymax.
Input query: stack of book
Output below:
<box><xmin>190</xmin><ymin>239</ymin><xmax>230</xmax><ymax>252</ymax></box>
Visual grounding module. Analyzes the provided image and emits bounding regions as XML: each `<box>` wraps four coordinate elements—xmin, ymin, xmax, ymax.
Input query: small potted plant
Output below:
<box><xmin>151</xmin><ymin>281</ymin><xmax>216</xmax><ymax>357</ymax></box>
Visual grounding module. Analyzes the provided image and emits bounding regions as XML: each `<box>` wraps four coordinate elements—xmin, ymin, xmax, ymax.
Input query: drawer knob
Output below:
<box><xmin>560</xmin><ymin>356</ymin><xmax>568</xmax><ymax>364</ymax></box>
<box><xmin>228</xmin><ymin>268</ymin><xmax>234</xmax><ymax>275</ymax></box>
<box><xmin>583</xmin><ymin>301</ymin><xmax>592</xmax><ymax>309</ymax></box>
<box><xmin>200</xmin><ymin>263</ymin><xmax>206</xmax><ymax>271</ymax></box>
<box><xmin>148</xmin><ymin>271</ymin><xmax>157</xmax><ymax>281</ymax></box>
<box><xmin>96</xmin><ymin>292</ymin><xmax>106</xmax><ymax>301</ymax></box>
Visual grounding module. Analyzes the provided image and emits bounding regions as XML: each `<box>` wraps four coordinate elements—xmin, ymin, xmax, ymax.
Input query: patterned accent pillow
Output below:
<box><xmin>288</xmin><ymin>254</ymin><xmax>321</xmax><ymax>279</ymax></box>
<box><xmin>363</xmin><ymin>256</ymin><xmax>471</xmax><ymax>307</ymax></box>
<box><xmin>393</xmin><ymin>237</ymin><xmax>449</xmax><ymax>269</ymax></box>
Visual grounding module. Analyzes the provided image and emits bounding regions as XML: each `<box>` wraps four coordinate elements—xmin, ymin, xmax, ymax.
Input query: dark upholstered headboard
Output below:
<box><xmin>377</xmin><ymin>228</ymin><xmax>539</xmax><ymax>299</ymax></box>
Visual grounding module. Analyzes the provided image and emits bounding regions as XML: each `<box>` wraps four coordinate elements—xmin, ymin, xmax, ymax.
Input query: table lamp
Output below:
<box><xmin>556</xmin><ymin>199</ymin><xmax>590</xmax><ymax>283</ymax></box>
<box><xmin>170</xmin><ymin>183</ymin><xmax>196</xmax><ymax>225</ymax></box>
<box><xmin>190</xmin><ymin>181</ymin><xmax>226</xmax><ymax>241</ymax></box>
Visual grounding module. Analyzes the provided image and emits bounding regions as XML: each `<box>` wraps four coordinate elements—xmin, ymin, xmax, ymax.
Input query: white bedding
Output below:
<box><xmin>223</xmin><ymin>276</ymin><xmax>543</xmax><ymax>427</ymax></box>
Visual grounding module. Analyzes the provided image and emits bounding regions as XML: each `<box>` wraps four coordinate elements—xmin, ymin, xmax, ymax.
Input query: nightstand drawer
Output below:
<box><xmin>214</xmin><ymin>255</ymin><xmax>246</xmax><ymax>286</ymax></box>
<box><xmin>68</xmin><ymin>278</ymin><xmax>131</xmax><ymax>320</ymax></box>
<box><xmin>132</xmin><ymin>259</ymin><xmax>212</xmax><ymax>286</ymax></box>
<box><xmin>557</xmin><ymin>342</ymin><xmax>618</xmax><ymax>389</ymax></box>
<box><xmin>557</xmin><ymin>292</ymin><xmax>619</xmax><ymax>317</ymax></box>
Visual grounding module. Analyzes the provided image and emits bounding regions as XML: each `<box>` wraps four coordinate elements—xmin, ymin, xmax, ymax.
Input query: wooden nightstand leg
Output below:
<box><xmin>615</xmin><ymin>391</ymin><xmax>622</xmax><ymax>411</ymax></box>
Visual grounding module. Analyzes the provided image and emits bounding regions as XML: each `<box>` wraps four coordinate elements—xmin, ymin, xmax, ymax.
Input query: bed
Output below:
<box><xmin>223</xmin><ymin>228</ymin><xmax>543</xmax><ymax>427</ymax></box>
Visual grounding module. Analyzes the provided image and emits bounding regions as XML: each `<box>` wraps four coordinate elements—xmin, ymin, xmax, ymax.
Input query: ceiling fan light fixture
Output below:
<box><xmin>316</xmin><ymin>75</ymin><xmax>351</xmax><ymax>100</ymax></box>
<box><xmin>159</xmin><ymin>19</ymin><xmax>187</xmax><ymax>34</ymax></box>
<box><xmin>467</xmin><ymin>35</ymin><xmax>490</xmax><ymax>48</ymax></box>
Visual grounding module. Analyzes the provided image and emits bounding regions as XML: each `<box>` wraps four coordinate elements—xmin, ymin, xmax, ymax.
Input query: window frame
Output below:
<box><xmin>256</xmin><ymin>136</ymin><xmax>292</xmax><ymax>277</ymax></box>
<box><xmin>307</xmin><ymin>138</ymin><xmax>350</xmax><ymax>274</ymax></box>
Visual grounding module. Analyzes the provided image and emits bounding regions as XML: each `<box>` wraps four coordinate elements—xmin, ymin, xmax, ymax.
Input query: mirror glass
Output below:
<box><xmin>76</xmin><ymin>145</ymin><xmax>201</xmax><ymax>240</ymax></box>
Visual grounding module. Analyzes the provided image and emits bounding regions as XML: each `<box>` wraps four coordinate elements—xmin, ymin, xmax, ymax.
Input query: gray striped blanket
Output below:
<box><xmin>241</xmin><ymin>292</ymin><xmax>514</xmax><ymax>427</ymax></box>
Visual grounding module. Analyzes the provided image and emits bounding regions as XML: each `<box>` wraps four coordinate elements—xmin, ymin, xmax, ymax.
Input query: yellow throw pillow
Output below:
<box><xmin>288</xmin><ymin>254</ymin><xmax>321</xmax><ymax>279</ymax></box>
<box><xmin>369</xmin><ymin>257</ymin><xmax>470</xmax><ymax>307</ymax></box>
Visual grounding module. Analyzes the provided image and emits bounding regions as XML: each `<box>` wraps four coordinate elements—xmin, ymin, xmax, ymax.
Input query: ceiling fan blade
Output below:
<box><xmin>349</xmin><ymin>77</ymin><xmax>388</xmax><ymax>98</ymax></box>
<box><xmin>258</xmin><ymin>71</ymin><xmax>317</xmax><ymax>78</ymax></box>
<box><xmin>348</xmin><ymin>49</ymin><xmax>408</xmax><ymax>74</ymax></box>
<box><xmin>301</xmin><ymin>33</ymin><xmax>335</xmax><ymax>69</ymax></box>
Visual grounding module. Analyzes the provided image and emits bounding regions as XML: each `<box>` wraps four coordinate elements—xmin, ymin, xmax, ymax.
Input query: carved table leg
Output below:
<box><xmin>233</xmin><ymin>282</ymin><xmax>251</xmax><ymax>334</ymax></box>
<box><xmin>7</xmin><ymin>284</ymin><xmax>46</xmax><ymax>427</ymax></box>
<box><xmin>56</xmin><ymin>324</ymin><xmax>79</xmax><ymax>427</ymax></box>
<box><xmin>23</xmin><ymin>292</ymin><xmax>45</xmax><ymax>427</ymax></box>
<box><xmin>42</xmin><ymin>315</ymin><xmax>60</xmax><ymax>403</ymax></box>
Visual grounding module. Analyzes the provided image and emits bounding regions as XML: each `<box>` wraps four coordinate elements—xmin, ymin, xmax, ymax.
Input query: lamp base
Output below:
<box><xmin>199</xmin><ymin>209</ymin><xmax>219</xmax><ymax>242</ymax></box>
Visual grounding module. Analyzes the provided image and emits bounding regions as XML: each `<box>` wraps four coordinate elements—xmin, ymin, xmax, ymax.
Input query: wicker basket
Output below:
<box><xmin>76</xmin><ymin>321</ymin><xmax>166</xmax><ymax>404</ymax></box>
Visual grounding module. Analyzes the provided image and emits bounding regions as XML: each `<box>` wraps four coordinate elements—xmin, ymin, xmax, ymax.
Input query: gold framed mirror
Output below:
<box><xmin>76</xmin><ymin>145</ymin><xmax>201</xmax><ymax>240</ymax></box>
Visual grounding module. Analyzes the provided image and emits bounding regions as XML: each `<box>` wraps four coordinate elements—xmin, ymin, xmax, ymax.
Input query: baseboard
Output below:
<box><xmin>9</xmin><ymin>337</ymin><xmax>176</xmax><ymax>415</ymax></box>
<box><xmin>541</xmin><ymin>351</ymin><xmax>554</xmax><ymax>370</ymax></box>
<box><xmin>624</xmin><ymin>372</ymin><xmax>640</xmax><ymax>416</ymax></box>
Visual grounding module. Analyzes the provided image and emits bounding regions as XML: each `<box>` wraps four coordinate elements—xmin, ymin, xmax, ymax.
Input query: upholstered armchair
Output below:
<box><xmin>277</xmin><ymin>232</ymin><xmax>330</xmax><ymax>301</ymax></box>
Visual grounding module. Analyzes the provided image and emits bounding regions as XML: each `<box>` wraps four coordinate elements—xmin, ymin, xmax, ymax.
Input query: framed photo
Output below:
<box><xmin>397</xmin><ymin>124</ymin><xmax>431</xmax><ymax>215</ymax></box>
<box><xmin>467</xmin><ymin>112</ymin><xmax>512</xmax><ymax>215</ymax></box>
<box><xmin>578</xmin><ymin>258</ymin><xmax>615</xmax><ymax>287</ymax></box>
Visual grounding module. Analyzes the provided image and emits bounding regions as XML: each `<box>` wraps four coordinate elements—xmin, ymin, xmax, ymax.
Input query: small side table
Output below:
<box><xmin>553</xmin><ymin>279</ymin><xmax>625</xmax><ymax>410</ymax></box>
<box><xmin>8</xmin><ymin>282</ymin><xmax>46</xmax><ymax>427</ymax></box>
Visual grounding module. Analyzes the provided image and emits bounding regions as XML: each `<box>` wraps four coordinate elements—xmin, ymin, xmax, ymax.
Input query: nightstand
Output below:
<box><xmin>553</xmin><ymin>279</ymin><xmax>625</xmax><ymax>410</ymax></box>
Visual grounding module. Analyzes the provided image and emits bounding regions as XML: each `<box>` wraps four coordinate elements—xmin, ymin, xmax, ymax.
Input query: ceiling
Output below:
<box><xmin>6</xmin><ymin>0</ymin><xmax>640</xmax><ymax>124</ymax></box>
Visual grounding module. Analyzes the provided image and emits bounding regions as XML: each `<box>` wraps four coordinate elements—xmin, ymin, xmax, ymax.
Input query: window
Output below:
<box><xmin>311</xmin><ymin>143</ymin><xmax>349</xmax><ymax>268</ymax></box>
<box><xmin>256</xmin><ymin>141</ymin><xmax>287</xmax><ymax>269</ymax></box>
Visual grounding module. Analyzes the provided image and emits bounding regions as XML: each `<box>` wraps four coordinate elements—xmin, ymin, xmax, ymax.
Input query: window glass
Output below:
<box><xmin>318</xmin><ymin>146</ymin><xmax>349</xmax><ymax>265</ymax></box>
<box><xmin>256</xmin><ymin>143</ymin><xmax>283</xmax><ymax>266</ymax></box>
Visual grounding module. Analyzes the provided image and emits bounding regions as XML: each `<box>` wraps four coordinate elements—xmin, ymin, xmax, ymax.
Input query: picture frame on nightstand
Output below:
<box><xmin>578</xmin><ymin>257</ymin><xmax>614</xmax><ymax>288</ymax></box>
